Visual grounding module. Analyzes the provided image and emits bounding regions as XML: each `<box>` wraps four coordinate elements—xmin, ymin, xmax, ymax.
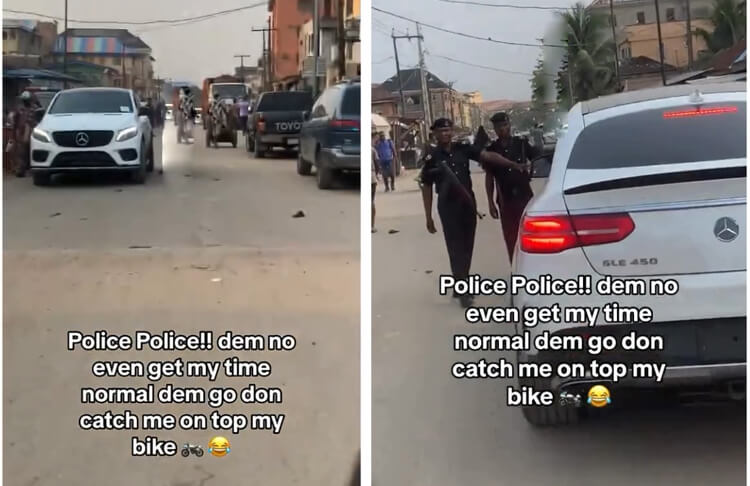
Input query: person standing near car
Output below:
<box><xmin>12</xmin><ymin>91</ymin><xmax>35</xmax><ymax>177</ymax></box>
<box><xmin>420</xmin><ymin>117</ymin><xmax>527</xmax><ymax>308</ymax></box>
<box><xmin>484</xmin><ymin>112</ymin><xmax>539</xmax><ymax>263</ymax></box>
<box><xmin>374</xmin><ymin>132</ymin><xmax>396</xmax><ymax>192</ymax></box>
<box><xmin>237</xmin><ymin>96</ymin><xmax>250</xmax><ymax>135</ymax></box>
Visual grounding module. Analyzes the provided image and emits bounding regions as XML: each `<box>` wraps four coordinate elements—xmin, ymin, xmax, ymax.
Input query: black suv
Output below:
<box><xmin>297</xmin><ymin>79</ymin><xmax>360</xmax><ymax>189</ymax></box>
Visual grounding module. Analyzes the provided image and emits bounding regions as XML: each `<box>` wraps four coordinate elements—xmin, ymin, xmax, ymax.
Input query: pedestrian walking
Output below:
<box><xmin>237</xmin><ymin>96</ymin><xmax>250</xmax><ymax>135</ymax></box>
<box><xmin>419</xmin><ymin>118</ymin><xmax>527</xmax><ymax>308</ymax></box>
<box><xmin>484</xmin><ymin>112</ymin><xmax>539</xmax><ymax>263</ymax></box>
<box><xmin>374</xmin><ymin>132</ymin><xmax>397</xmax><ymax>192</ymax></box>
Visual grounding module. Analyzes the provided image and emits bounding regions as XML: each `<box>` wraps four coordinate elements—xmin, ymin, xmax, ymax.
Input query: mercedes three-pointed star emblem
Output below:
<box><xmin>75</xmin><ymin>132</ymin><xmax>89</xmax><ymax>147</ymax></box>
<box><xmin>714</xmin><ymin>217</ymin><xmax>739</xmax><ymax>243</ymax></box>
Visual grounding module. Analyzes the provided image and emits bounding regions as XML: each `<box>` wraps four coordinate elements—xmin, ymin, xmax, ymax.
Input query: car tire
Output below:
<box><xmin>146</xmin><ymin>140</ymin><xmax>154</xmax><ymax>172</ymax></box>
<box><xmin>131</xmin><ymin>144</ymin><xmax>147</xmax><ymax>184</ymax></box>
<box><xmin>518</xmin><ymin>373</ymin><xmax>580</xmax><ymax>427</ymax></box>
<box><xmin>254</xmin><ymin>139</ymin><xmax>265</xmax><ymax>159</ymax></box>
<box><xmin>32</xmin><ymin>172</ymin><xmax>51</xmax><ymax>186</ymax></box>
<box><xmin>297</xmin><ymin>151</ymin><xmax>312</xmax><ymax>176</ymax></box>
<box><xmin>315</xmin><ymin>150</ymin><xmax>334</xmax><ymax>189</ymax></box>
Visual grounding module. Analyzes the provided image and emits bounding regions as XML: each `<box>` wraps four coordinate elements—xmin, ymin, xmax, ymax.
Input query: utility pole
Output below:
<box><xmin>63</xmin><ymin>0</ymin><xmax>68</xmax><ymax>88</ymax></box>
<box><xmin>391</xmin><ymin>31</ymin><xmax>421</xmax><ymax>117</ymax></box>
<box><xmin>416</xmin><ymin>23</ymin><xmax>432</xmax><ymax>133</ymax></box>
<box><xmin>609</xmin><ymin>0</ymin><xmax>621</xmax><ymax>90</ymax></box>
<box><xmin>654</xmin><ymin>0</ymin><xmax>667</xmax><ymax>85</ymax></box>
<box><xmin>267</xmin><ymin>17</ymin><xmax>274</xmax><ymax>90</ymax></box>
<box><xmin>313</xmin><ymin>0</ymin><xmax>320</xmax><ymax>97</ymax></box>
<box><xmin>448</xmin><ymin>82</ymin><xmax>456</xmax><ymax>122</ymax></box>
<box><xmin>234</xmin><ymin>55</ymin><xmax>252</xmax><ymax>70</ymax></box>
<box><xmin>337</xmin><ymin>0</ymin><xmax>346</xmax><ymax>79</ymax></box>
<box><xmin>685</xmin><ymin>0</ymin><xmax>694</xmax><ymax>68</ymax></box>
<box><xmin>252</xmin><ymin>24</ymin><xmax>276</xmax><ymax>91</ymax></box>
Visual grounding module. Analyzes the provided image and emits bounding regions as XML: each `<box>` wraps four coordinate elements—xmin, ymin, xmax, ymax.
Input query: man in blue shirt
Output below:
<box><xmin>374</xmin><ymin>132</ymin><xmax>397</xmax><ymax>192</ymax></box>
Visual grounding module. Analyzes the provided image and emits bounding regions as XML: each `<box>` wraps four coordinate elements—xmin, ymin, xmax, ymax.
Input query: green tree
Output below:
<box><xmin>531</xmin><ymin>56</ymin><xmax>547</xmax><ymax>111</ymax></box>
<box><xmin>555</xmin><ymin>2</ymin><xmax>616</xmax><ymax>109</ymax></box>
<box><xmin>695</xmin><ymin>0</ymin><xmax>746</xmax><ymax>55</ymax></box>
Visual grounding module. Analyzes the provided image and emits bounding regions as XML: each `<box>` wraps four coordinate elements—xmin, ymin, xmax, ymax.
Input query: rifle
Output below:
<box><xmin>433</xmin><ymin>158</ymin><xmax>484</xmax><ymax>220</ymax></box>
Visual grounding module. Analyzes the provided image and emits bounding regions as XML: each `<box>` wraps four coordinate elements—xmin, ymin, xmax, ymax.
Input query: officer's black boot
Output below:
<box><xmin>460</xmin><ymin>294</ymin><xmax>474</xmax><ymax>308</ymax></box>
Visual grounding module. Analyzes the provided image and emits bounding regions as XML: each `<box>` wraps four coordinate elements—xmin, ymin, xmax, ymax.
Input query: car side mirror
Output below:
<box><xmin>531</xmin><ymin>155</ymin><xmax>553</xmax><ymax>178</ymax></box>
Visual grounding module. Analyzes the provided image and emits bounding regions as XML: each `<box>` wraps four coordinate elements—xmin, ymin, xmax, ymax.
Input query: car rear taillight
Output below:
<box><xmin>520</xmin><ymin>213</ymin><xmax>635</xmax><ymax>254</ymax></box>
<box><xmin>663</xmin><ymin>106</ymin><xmax>738</xmax><ymax>119</ymax></box>
<box><xmin>257</xmin><ymin>116</ymin><xmax>266</xmax><ymax>132</ymax></box>
<box><xmin>329</xmin><ymin>119</ymin><xmax>359</xmax><ymax>130</ymax></box>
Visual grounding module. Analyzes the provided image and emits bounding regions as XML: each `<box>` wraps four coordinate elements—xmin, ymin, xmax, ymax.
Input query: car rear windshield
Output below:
<box><xmin>213</xmin><ymin>84</ymin><xmax>246</xmax><ymax>100</ymax></box>
<box><xmin>48</xmin><ymin>91</ymin><xmax>133</xmax><ymax>114</ymax></box>
<box><xmin>341</xmin><ymin>85</ymin><xmax>360</xmax><ymax>116</ymax></box>
<box><xmin>256</xmin><ymin>92</ymin><xmax>313</xmax><ymax>111</ymax></box>
<box><xmin>569</xmin><ymin>102</ymin><xmax>746</xmax><ymax>169</ymax></box>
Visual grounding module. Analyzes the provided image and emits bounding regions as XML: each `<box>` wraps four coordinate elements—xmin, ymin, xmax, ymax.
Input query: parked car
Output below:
<box><xmin>246</xmin><ymin>91</ymin><xmax>313</xmax><ymax>158</ymax></box>
<box><xmin>29</xmin><ymin>87</ymin><xmax>154</xmax><ymax>186</ymax></box>
<box><xmin>513</xmin><ymin>83</ymin><xmax>746</xmax><ymax>426</ymax></box>
<box><xmin>297</xmin><ymin>79</ymin><xmax>360</xmax><ymax>189</ymax></box>
<box><xmin>26</xmin><ymin>86</ymin><xmax>60</xmax><ymax>111</ymax></box>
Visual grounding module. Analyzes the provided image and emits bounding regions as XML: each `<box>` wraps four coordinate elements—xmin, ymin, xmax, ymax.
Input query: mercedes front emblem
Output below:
<box><xmin>714</xmin><ymin>217</ymin><xmax>739</xmax><ymax>243</ymax></box>
<box><xmin>75</xmin><ymin>132</ymin><xmax>90</xmax><ymax>147</ymax></box>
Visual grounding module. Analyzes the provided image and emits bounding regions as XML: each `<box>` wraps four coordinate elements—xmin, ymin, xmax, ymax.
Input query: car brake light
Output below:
<box><xmin>329</xmin><ymin>119</ymin><xmax>359</xmax><ymax>130</ymax></box>
<box><xmin>257</xmin><ymin>117</ymin><xmax>265</xmax><ymax>132</ymax></box>
<box><xmin>663</xmin><ymin>106</ymin><xmax>738</xmax><ymax>119</ymax></box>
<box><xmin>520</xmin><ymin>213</ymin><xmax>634</xmax><ymax>254</ymax></box>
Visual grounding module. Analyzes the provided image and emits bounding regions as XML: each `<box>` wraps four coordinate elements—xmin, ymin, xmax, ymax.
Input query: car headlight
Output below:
<box><xmin>115</xmin><ymin>126</ymin><xmax>138</xmax><ymax>142</ymax></box>
<box><xmin>32</xmin><ymin>127</ymin><xmax>52</xmax><ymax>143</ymax></box>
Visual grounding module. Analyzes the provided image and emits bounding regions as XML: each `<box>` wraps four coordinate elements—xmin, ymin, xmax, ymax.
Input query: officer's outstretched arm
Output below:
<box><xmin>478</xmin><ymin>150</ymin><xmax>524</xmax><ymax>172</ymax></box>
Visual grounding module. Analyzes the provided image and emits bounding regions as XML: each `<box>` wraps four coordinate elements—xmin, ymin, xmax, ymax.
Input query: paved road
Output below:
<box><xmin>372</xmin><ymin>172</ymin><xmax>745</xmax><ymax>486</ymax></box>
<box><xmin>4</xmin><ymin>126</ymin><xmax>360</xmax><ymax>486</ymax></box>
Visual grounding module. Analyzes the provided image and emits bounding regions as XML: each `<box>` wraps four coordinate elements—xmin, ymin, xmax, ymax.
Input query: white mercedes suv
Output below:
<box><xmin>512</xmin><ymin>83</ymin><xmax>746</xmax><ymax>426</ymax></box>
<box><xmin>30</xmin><ymin>88</ymin><xmax>153</xmax><ymax>185</ymax></box>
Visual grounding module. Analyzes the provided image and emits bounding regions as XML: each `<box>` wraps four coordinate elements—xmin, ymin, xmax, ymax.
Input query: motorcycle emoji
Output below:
<box><xmin>181</xmin><ymin>443</ymin><xmax>204</xmax><ymax>457</ymax></box>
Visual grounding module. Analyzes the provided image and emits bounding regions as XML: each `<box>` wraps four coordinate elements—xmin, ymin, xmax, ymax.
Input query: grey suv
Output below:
<box><xmin>297</xmin><ymin>79</ymin><xmax>360</xmax><ymax>189</ymax></box>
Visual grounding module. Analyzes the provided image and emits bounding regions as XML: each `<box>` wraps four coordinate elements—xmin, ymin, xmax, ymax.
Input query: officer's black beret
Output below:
<box><xmin>491</xmin><ymin>112</ymin><xmax>509</xmax><ymax>124</ymax></box>
<box><xmin>431</xmin><ymin>118</ymin><xmax>453</xmax><ymax>130</ymax></box>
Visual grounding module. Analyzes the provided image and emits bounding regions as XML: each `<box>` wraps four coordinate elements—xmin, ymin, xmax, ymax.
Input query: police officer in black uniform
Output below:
<box><xmin>420</xmin><ymin>118</ymin><xmax>528</xmax><ymax>308</ymax></box>
<box><xmin>484</xmin><ymin>112</ymin><xmax>539</xmax><ymax>262</ymax></box>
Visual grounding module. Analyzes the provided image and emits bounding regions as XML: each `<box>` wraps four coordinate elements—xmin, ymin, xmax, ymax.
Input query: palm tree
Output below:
<box><xmin>555</xmin><ymin>2</ymin><xmax>616</xmax><ymax>109</ymax></box>
<box><xmin>695</xmin><ymin>0</ymin><xmax>746</xmax><ymax>54</ymax></box>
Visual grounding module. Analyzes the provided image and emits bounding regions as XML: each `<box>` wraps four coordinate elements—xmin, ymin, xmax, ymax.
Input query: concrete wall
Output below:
<box><xmin>621</xmin><ymin>18</ymin><xmax>713</xmax><ymax>67</ymax></box>
<box><xmin>591</xmin><ymin>0</ymin><xmax>714</xmax><ymax>27</ymax></box>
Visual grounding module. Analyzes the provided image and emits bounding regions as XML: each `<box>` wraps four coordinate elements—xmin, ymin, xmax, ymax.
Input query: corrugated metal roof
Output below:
<box><xmin>3</xmin><ymin>19</ymin><xmax>38</xmax><ymax>32</ymax></box>
<box><xmin>53</xmin><ymin>29</ymin><xmax>151</xmax><ymax>54</ymax></box>
<box><xmin>3</xmin><ymin>68</ymin><xmax>81</xmax><ymax>82</ymax></box>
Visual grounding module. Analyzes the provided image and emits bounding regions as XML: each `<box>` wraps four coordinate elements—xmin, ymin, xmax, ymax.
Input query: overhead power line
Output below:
<box><xmin>372</xmin><ymin>7</ymin><xmax>566</xmax><ymax>48</ymax></box>
<box><xmin>3</xmin><ymin>2</ymin><xmax>265</xmax><ymax>26</ymax></box>
<box><xmin>438</xmin><ymin>0</ymin><xmax>565</xmax><ymax>10</ymax></box>
<box><xmin>428</xmin><ymin>52</ymin><xmax>556</xmax><ymax>77</ymax></box>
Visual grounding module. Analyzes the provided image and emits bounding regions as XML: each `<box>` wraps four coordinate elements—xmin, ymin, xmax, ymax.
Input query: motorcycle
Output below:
<box><xmin>181</xmin><ymin>443</ymin><xmax>204</xmax><ymax>457</ymax></box>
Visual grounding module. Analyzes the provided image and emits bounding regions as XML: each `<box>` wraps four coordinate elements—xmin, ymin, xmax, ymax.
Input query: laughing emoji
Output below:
<box><xmin>208</xmin><ymin>436</ymin><xmax>231</xmax><ymax>457</ymax></box>
<box><xmin>587</xmin><ymin>385</ymin><xmax>611</xmax><ymax>408</ymax></box>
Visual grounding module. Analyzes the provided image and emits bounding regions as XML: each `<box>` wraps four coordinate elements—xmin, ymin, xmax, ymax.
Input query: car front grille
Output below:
<box><xmin>52</xmin><ymin>130</ymin><xmax>114</xmax><ymax>148</ymax></box>
<box><xmin>51</xmin><ymin>151</ymin><xmax>117</xmax><ymax>168</ymax></box>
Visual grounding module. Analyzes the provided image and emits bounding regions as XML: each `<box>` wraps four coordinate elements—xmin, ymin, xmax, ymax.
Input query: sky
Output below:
<box><xmin>5</xmin><ymin>0</ymin><xmax>269</xmax><ymax>85</ymax></box>
<box><xmin>372</xmin><ymin>0</ymin><xmax>582</xmax><ymax>102</ymax></box>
